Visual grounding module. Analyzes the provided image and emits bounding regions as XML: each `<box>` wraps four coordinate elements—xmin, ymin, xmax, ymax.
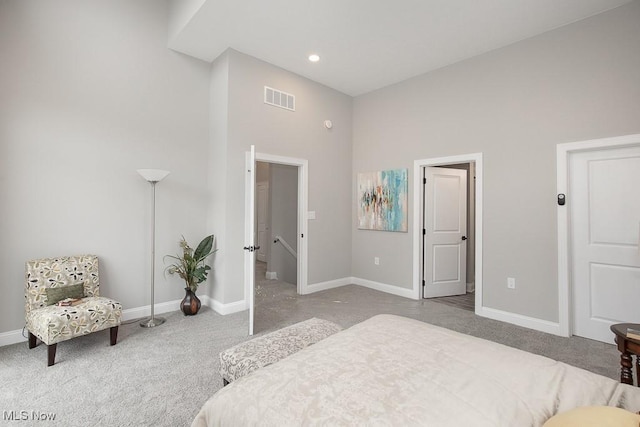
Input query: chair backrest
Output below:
<box><xmin>25</xmin><ymin>255</ymin><xmax>100</xmax><ymax>313</ymax></box>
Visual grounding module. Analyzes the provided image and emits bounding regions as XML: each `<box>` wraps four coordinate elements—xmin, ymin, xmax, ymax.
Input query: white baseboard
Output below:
<box><xmin>466</xmin><ymin>281</ymin><xmax>475</xmax><ymax>293</ymax></box>
<box><xmin>2</xmin><ymin>287</ymin><xmax>565</xmax><ymax>348</ymax></box>
<box><xmin>207</xmin><ymin>297</ymin><xmax>247</xmax><ymax>315</ymax></box>
<box><xmin>303</xmin><ymin>276</ymin><xmax>416</xmax><ymax>300</ymax></box>
<box><xmin>303</xmin><ymin>277</ymin><xmax>352</xmax><ymax>294</ymax></box>
<box><xmin>0</xmin><ymin>329</ymin><xmax>27</xmax><ymax>346</ymax></box>
<box><xmin>476</xmin><ymin>306</ymin><xmax>564</xmax><ymax>337</ymax></box>
<box><xmin>121</xmin><ymin>299</ymin><xmax>182</xmax><ymax>322</ymax></box>
<box><xmin>352</xmin><ymin>277</ymin><xmax>416</xmax><ymax>300</ymax></box>
<box><xmin>266</xmin><ymin>271</ymin><xmax>277</xmax><ymax>280</ymax></box>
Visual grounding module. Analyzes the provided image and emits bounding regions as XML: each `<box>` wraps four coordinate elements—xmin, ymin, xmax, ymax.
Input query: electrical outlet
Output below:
<box><xmin>374</xmin><ymin>257</ymin><xmax>380</xmax><ymax>265</ymax></box>
<box><xmin>507</xmin><ymin>277</ymin><xmax>516</xmax><ymax>289</ymax></box>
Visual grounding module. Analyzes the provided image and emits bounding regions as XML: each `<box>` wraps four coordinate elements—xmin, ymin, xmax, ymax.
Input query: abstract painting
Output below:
<box><xmin>357</xmin><ymin>168</ymin><xmax>408</xmax><ymax>232</ymax></box>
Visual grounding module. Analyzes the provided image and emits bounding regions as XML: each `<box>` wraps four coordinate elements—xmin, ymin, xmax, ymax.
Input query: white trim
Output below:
<box><xmin>121</xmin><ymin>299</ymin><xmax>182</xmax><ymax>322</ymax></box>
<box><xmin>244</xmin><ymin>146</ymin><xmax>256</xmax><ymax>335</ymax></box>
<box><xmin>255</xmin><ymin>152</ymin><xmax>309</xmax><ymax>296</ymax></box>
<box><xmin>413</xmin><ymin>153</ymin><xmax>484</xmax><ymax>312</ymax></box>
<box><xmin>0</xmin><ymin>329</ymin><xmax>27</xmax><ymax>346</ymax></box>
<box><xmin>265</xmin><ymin>271</ymin><xmax>277</xmax><ymax>280</ymax></box>
<box><xmin>206</xmin><ymin>296</ymin><xmax>248</xmax><ymax>315</ymax></box>
<box><xmin>353</xmin><ymin>277</ymin><xmax>416</xmax><ymax>299</ymax></box>
<box><xmin>477</xmin><ymin>306</ymin><xmax>563</xmax><ymax>336</ymax></box>
<box><xmin>306</xmin><ymin>276</ymin><xmax>417</xmax><ymax>300</ymax></box>
<box><xmin>556</xmin><ymin>133</ymin><xmax>640</xmax><ymax>338</ymax></box>
<box><xmin>304</xmin><ymin>277</ymin><xmax>352</xmax><ymax>294</ymax></box>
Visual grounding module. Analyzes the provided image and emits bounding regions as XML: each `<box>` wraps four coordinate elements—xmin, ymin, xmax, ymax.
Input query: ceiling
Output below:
<box><xmin>168</xmin><ymin>0</ymin><xmax>633</xmax><ymax>97</ymax></box>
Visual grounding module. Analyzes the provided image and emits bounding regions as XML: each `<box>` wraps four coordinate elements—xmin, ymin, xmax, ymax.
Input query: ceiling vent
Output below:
<box><xmin>264</xmin><ymin>86</ymin><xmax>295</xmax><ymax>111</ymax></box>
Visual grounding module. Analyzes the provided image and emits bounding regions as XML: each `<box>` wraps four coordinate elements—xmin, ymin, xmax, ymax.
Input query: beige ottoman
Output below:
<box><xmin>219</xmin><ymin>317</ymin><xmax>342</xmax><ymax>385</ymax></box>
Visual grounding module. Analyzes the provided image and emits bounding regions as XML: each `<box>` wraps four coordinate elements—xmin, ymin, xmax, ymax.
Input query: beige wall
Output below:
<box><xmin>0</xmin><ymin>0</ymin><xmax>212</xmax><ymax>333</ymax></box>
<box><xmin>352</xmin><ymin>2</ymin><xmax>640</xmax><ymax>322</ymax></box>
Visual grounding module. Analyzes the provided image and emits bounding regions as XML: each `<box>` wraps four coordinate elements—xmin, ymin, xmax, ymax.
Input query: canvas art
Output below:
<box><xmin>357</xmin><ymin>168</ymin><xmax>408</xmax><ymax>232</ymax></box>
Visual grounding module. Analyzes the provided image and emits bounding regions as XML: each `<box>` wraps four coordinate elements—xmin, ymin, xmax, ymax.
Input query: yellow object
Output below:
<box><xmin>543</xmin><ymin>406</ymin><xmax>640</xmax><ymax>427</ymax></box>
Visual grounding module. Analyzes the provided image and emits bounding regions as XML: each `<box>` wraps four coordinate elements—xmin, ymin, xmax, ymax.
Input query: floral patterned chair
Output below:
<box><xmin>25</xmin><ymin>255</ymin><xmax>122</xmax><ymax>366</ymax></box>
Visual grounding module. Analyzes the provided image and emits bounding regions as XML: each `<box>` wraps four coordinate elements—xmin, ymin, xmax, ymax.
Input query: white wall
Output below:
<box><xmin>0</xmin><ymin>0</ymin><xmax>211</xmax><ymax>334</ymax></box>
<box><xmin>352</xmin><ymin>2</ymin><xmax>640</xmax><ymax>323</ymax></box>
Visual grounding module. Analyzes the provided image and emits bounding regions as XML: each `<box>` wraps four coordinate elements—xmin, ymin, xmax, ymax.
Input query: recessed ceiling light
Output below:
<box><xmin>308</xmin><ymin>54</ymin><xmax>320</xmax><ymax>63</ymax></box>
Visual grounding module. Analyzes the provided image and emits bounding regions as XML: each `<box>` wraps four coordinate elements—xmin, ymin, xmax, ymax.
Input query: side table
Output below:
<box><xmin>610</xmin><ymin>323</ymin><xmax>640</xmax><ymax>386</ymax></box>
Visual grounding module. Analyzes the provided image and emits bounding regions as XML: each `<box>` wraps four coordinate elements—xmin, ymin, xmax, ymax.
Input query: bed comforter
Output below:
<box><xmin>192</xmin><ymin>314</ymin><xmax>640</xmax><ymax>426</ymax></box>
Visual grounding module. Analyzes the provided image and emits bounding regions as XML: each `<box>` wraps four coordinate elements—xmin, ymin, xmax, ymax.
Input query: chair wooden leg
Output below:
<box><xmin>47</xmin><ymin>344</ymin><xmax>57</xmax><ymax>367</ymax></box>
<box><xmin>28</xmin><ymin>332</ymin><xmax>37</xmax><ymax>349</ymax></box>
<box><xmin>110</xmin><ymin>326</ymin><xmax>118</xmax><ymax>346</ymax></box>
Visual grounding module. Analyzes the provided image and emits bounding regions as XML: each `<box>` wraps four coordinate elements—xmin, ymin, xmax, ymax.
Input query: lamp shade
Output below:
<box><xmin>137</xmin><ymin>169</ymin><xmax>170</xmax><ymax>182</ymax></box>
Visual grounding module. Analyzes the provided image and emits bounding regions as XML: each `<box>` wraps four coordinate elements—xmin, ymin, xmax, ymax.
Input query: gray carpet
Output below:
<box><xmin>0</xmin><ymin>309</ymin><xmax>247</xmax><ymax>427</ymax></box>
<box><xmin>0</xmin><ymin>282</ymin><xmax>624</xmax><ymax>427</ymax></box>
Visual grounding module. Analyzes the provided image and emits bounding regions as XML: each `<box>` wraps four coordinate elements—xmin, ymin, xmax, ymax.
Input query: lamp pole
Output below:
<box><xmin>137</xmin><ymin>169</ymin><xmax>170</xmax><ymax>328</ymax></box>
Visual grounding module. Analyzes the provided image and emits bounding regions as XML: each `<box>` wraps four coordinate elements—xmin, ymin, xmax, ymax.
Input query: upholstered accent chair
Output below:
<box><xmin>25</xmin><ymin>255</ymin><xmax>122</xmax><ymax>366</ymax></box>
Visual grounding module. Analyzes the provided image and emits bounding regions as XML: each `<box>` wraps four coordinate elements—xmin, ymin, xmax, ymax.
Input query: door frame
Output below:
<box><xmin>254</xmin><ymin>152</ymin><xmax>308</xmax><ymax>295</ymax></box>
<box><xmin>412</xmin><ymin>153</ymin><xmax>483</xmax><ymax>314</ymax></box>
<box><xmin>255</xmin><ymin>181</ymin><xmax>269</xmax><ymax>263</ymax></box>
<box><xmin>556</xmin><ymin>133</ymin><xmax>640</xmax><ymax>337</ymax></box>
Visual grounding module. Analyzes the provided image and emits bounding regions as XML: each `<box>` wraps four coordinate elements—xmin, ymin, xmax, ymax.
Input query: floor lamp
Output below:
<box><xmin>137</xmin><ymin>169</ymin><xmax>170</xmax><ymax>328</ymax></box>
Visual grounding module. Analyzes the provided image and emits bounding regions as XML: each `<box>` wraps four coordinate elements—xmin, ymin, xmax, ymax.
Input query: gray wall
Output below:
<box><xmin>0</xmin><ymin>0</ymin><xmax>212</xmax><ymax>332</ymax></box>
<box><xmin>352</xmin><ymin>2</ymin><xmax>640</xmax><ymax>322</ymax></box>
<box><xmin>211</xmin><ymin>49</ymin><xmax>353</xmax><ymax>304</ymax></box>
<box><xmin>269</xmin><ymin>164</ymin><xmax>298</xmax><ymax>285</ymax></box>
<box><xmin>206</xmin><ymin>50</ymin><xmax>230</xmax><ymax>303</ymax></box>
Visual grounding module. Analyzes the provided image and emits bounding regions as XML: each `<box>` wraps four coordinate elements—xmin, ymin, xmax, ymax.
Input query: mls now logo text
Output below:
<box><xmin>3</xmin><ymin>410</ymin><xmax>56</xmax><ymax>421</ymax></box>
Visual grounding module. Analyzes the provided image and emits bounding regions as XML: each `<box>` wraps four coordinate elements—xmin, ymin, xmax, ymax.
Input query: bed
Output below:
<box><xmin>192</xmin><ymin>314</ymin><xmax>640</xmax><ymax>426</ymax></box>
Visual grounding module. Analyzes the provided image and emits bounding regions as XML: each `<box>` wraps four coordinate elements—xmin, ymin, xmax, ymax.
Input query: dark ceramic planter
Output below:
<box><xmin>180</xmin><ymin>288</ymin><xmax>201</xmax><ymax>316</ymax></box>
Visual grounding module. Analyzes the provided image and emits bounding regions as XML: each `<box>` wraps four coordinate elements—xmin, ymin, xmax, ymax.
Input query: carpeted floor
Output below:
<box><xmin>0</xmin><ymin>271</ymin><xmax>624</xmax><ymax>426</ymax></box>
<box><xmin>0</xmin><ymin>308</ymin><xmax>248</xmax><ymax>427</ymax></box>
<box><xmin>430</xmin><ymin>291</ymin><xmax>475</xmax><ymax>312</ymax></box>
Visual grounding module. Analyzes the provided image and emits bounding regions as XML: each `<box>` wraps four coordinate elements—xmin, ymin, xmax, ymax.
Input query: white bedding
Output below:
<box><xmin>192</xmin><ymin>314</ymin><xmax>640</xmax><ymax>426</ymax></box>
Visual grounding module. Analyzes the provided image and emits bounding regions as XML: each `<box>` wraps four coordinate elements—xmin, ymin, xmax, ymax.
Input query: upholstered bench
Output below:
<box><xmin>219</xmin><ymin>317</ymin><xmax>342</xmax><ymax>385</ymax></box>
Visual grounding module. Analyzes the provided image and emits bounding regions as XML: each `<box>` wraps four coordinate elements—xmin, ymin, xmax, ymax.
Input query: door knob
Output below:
<box><xmin>461</xmin><ymin>236</ymin><xmax>467</xmax><ymax>241</ymax></box>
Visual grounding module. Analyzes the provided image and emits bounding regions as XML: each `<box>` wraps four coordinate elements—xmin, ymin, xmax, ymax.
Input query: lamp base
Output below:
<box><xmin>140</xmin><ymin>317</ymin><xmax>166</xmax><ymax>328</ymax></box>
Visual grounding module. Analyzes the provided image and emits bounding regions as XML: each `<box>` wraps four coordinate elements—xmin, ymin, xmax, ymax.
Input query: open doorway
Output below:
<box><xmin>412</xmin><ymin>153</ymin><xmax>483</xmax><ymax>315</ymax></box>
<box><xmin>423</xmin><ymin>163</ymin><xmax>476</xmax><ymax>311</ymax></box>
<box><xmin>252</xmin><ymin>159</ymin><xmax>305</xmax><ymax>334</ymax></box>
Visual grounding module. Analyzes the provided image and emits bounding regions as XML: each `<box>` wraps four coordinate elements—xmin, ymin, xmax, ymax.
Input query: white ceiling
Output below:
<box><xmin>168</xmin><ymin>0</ymin><xmax>633</xmax><ymax>96</ymax></box>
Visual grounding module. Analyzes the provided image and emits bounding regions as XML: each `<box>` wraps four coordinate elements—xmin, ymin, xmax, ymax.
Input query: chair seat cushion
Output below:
<box><xmin>26</xmin><ymin>296</ymin><xmax>122</xmax><ymax>345</ymax></box>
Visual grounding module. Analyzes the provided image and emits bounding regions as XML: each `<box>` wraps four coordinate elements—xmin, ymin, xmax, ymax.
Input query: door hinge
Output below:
<box><xmin>422</xmin><ymin>279</ymin><xmax>425</xmax><ymax>287</ymax></box>
<box><xmin>423</xmin><ymin>177</ymin><xmax>426</xmax><ymax>184</ymax></box>
<box><xmin>423</xmin><ymin>228</ymin><xmax>426</xmax><ymax>235</ymax></box>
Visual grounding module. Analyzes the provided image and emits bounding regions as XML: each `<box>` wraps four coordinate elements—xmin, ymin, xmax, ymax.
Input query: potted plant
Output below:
<box><xmin>165</xmin><ymin>234</ymin><xmax>216</xmax><ymax>315</ymax></box>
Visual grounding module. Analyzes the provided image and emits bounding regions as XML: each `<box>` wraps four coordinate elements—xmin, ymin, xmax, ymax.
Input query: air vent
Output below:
<box><xmin>264</xmin><ymin>86</ymin><xmax>295</xmax><ymax>111</ymax></box>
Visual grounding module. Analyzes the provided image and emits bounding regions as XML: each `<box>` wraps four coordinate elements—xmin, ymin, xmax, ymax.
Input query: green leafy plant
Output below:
<box><xmin>165</xmin><ymin>235</ymin><xmax>216</xmax><ymax>293</ymax></box>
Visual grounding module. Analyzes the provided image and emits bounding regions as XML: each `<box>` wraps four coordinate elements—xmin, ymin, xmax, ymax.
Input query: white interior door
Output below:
<box><xmin>423</xmin><ymin>166</ymin><xmax>467</xmax><ymax>298</ymax></box>
<box><xmin>570</xmin><ymin>145</ymin><xmax>640</xmax><ymax>343</ymax></box>
<box><xmin>256</xmin><ymin>183</ymin><xmax>269</xmax><ymax>263</ymax></box>
<box><xmin>244</xmin><ymin>145</ymin><xmax>256</xmax><ymax>336</ymax></box>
